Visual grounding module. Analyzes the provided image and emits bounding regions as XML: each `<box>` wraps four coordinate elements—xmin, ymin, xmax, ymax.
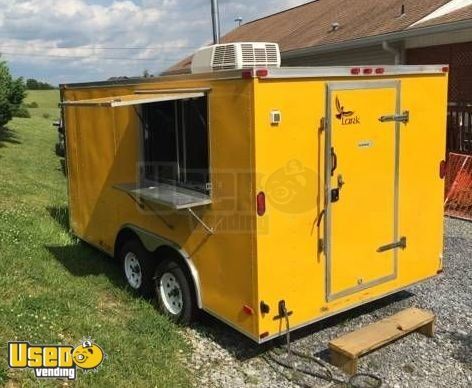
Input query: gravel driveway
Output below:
<box><xmin>184</xmin><ymin>218</ymin><xmax>471</xmax><ymax>387</ymax></box>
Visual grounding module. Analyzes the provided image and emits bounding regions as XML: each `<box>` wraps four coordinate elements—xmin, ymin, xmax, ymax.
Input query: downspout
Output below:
<box><xmin>382</xmin><ymin>41</ymin><xmax>401</xmax><ymax>65</ymax></box>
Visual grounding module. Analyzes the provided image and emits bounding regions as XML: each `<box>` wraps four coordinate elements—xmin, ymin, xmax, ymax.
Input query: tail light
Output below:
<box><xmin>257</xmin><ymin>192</ymin><xmax>266</xmax><ymax>216</ymax></box>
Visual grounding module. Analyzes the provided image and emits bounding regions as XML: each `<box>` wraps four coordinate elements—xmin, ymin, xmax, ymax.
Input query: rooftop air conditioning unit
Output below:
<box><xmin>191</xmin><ymin>42</ymin><xmax>281</xmax><ymax>74</ymax></box>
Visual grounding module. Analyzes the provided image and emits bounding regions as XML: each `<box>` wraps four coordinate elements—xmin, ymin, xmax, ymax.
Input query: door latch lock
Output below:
<box><xmin>379</xmin><ymin>111</ymin><xmax>410</xmax><ymax>123</ymax></box>
<box><xmin>331</xmin><ymin>188</ymin><xmax>340</xmax><ymax>203</ymax></box>
<box><xmin>377</xmin><ymin>237</ymin><xmax>407</xmax><ymax>253</ymax></box>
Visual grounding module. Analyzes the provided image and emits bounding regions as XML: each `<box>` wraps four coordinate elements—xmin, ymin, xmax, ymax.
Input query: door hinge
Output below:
<box><xmin>379</xmin><ymin>111</ymin><xmax>409</xmax><ymax>123</ymax></box>
<box><xmin>320</xmin><ymin>117</ymin><xmax>326</xmax><ymax>132</ymax></box>
<box><xmin>377</xmin><ymin>237</ymin><xmax>407</xmax><ymax>253</ymax></box>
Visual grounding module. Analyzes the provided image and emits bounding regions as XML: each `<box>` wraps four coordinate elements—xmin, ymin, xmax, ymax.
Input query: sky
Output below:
<box><xmin>0</xmin><ymin>0</ymin><xmax>310</xmax><ymax>85</ymax></box>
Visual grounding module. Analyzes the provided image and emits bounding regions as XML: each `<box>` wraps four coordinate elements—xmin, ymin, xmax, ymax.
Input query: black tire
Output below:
<box><xmin>55</xmin><ymin>141</ymin><xmax>65</xmax><ymax>157</ymax></box>
<box><xmin>119</xmin><ymin>239</ymin><xmax>155</xmax><ymax>297</ymax></box>
<box><xmin>154</xmin><ymin>259</ymin><xmax>197</xmax><ymax>324</ymax></box>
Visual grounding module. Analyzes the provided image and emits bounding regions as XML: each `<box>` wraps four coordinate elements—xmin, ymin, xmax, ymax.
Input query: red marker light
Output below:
<box><xmin>351</xmin><ymin>67</ymin><xmax>361</xmax><ymax>75</ymax></box>
<box><xmin>256</xmin><ymin>192</ymin><xmax>266</xmax><ymax>216</ymax></box>
<box><xmin>256</xmin><ymin>68</ymin><xmax>269</xmax><ymax>78</ymax></box>
<box><xmin>242</xmin><ymin>70</ymin><xmax>253</xmax><ymax>79</ymax></box>
<box><xmin>375</xmin><ymin>67</ymin><xmax>385</xmax><ymax>74</ymax></box>
<box><xmin>442</xmin><ymin>66</ymin><xmax>449</xmax><ymax>73</ymax></box>
<box><xmin>243</xmin><ymin>305</ymin><xmax>254</xmax><ymax>315</ymax></box>
<box><xmin>363</xmin><ymin>68</ymin><xmax>373</xmax><ymax>75</ymax></box>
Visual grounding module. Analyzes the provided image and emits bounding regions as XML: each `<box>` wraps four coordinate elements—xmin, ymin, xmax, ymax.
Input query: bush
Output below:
<box><xmin>0</xmin><ymin>59</ymin><xmax>26</xmax><ymax>127</ymax></box>
<box><xmin>0</xmin><ymin>97</ymin><xmax>11</xmax><ymax>125</ymax></box>
<box><xmin>26</xmin><ymin>101</ymin><xmax>38</xmax><ymax>108</ymax></box>
<box><xmin>42</xmin><ymin>113</ymin><xmax>50</xmax><ymax>119</ymax></box>
<box><xmin>12</xmin><ymin>105</ymin><xmax>31</xmax><ymax>118</ymax></box>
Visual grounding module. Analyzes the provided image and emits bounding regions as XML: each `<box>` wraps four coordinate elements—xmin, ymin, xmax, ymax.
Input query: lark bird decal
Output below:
<box><xmin>335</xmin><ymin>96</ymin><xmax>354</xmax><ymax>120</ymax></box>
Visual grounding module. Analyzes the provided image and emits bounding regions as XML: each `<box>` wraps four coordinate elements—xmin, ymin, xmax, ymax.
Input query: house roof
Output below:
<box><xmin>413</xmin><ymin>3</ymin><xmax>472</xmax><ymax>27</ymax></box>
<box><xmin>164</xmin><ymin>0</ymin><xmax>468</xmax><ymax>74</ymax></box>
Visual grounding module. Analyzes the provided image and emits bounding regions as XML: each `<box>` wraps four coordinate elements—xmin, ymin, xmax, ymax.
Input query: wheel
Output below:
<box><xmin>154</xmin><ymin>259</ymin><xmax>197</xmax><ymax>324</ymax></box>
<box><xmin>119</xmin><ymin>240</ymin><xmax>155</xmax><ymax>297</ymax></box>
<box><xmin>55</xmin><ymin>141</ymin><xmax>65</xmax><ymax>157</ymax></box>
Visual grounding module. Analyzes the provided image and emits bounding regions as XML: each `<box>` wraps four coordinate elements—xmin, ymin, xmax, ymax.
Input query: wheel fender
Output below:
<box><xmin>117</xmin><ymin>224</ymin><xmax>203</xmax><ymax>308</ymax></box>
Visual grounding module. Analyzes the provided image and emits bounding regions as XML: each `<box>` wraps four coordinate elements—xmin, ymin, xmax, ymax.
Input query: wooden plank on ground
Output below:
<box><xmin>329</xmin><ymin>308</ymin><xmax>435</xmax><ymax>375</ymax></box>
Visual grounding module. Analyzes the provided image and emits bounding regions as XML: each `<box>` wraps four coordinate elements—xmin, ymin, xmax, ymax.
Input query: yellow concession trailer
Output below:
<box><xmin>61</xmin><ymin>65</ymin><xmax>448</xmax><ymax>342</ymax></box>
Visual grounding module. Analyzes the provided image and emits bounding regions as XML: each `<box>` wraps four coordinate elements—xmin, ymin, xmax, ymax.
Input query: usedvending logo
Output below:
<box><xmin>335</xmin><ymin>96</ymin><xmax>360</xmax><ymax>125</ymax></box>
<box><xmin>8</xmin><ymin>339</ymin><xmax>105</xmax><ymax>380</ymax></box>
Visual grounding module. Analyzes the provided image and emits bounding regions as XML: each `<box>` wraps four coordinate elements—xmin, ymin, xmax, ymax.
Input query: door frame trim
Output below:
<box><xmin>324</xmin><ymin>80</ymin><xmax>402</xmax><ymax>302</ymax></box>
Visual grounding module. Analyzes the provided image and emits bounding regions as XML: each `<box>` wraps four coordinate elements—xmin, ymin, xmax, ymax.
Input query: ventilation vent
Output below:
<box><xmin>212</xmin><ymin>44</ymin><xmax>237</xmax><ymax>70</ymax></box>
<box><xmin>254</xmin><ymin>48</ymin><xmax>267</xmax><ymax>62</ymax></box>
<box><xmin>266</xmin><ymin>44</ymin><xmax>279</xmax><ymax>62</ymax></box>
<box><xmin>241</xmin><ymin>44</ymin><xmax>255</xmax><ymax>62</ymax></box>
<box><xmin>191</xmin><ymin>42</ymin><xmax>281</xmax><ymax>74</ymax></box>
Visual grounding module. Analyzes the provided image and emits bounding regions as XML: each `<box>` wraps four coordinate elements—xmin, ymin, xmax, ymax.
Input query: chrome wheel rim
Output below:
<box><xmin>124</xmin><ymin>252</ymin><xmax>142</xmax><ymax>289</ymax></box>
<box><xmin>159</xmin><ymin>272</ymin><xmax>183</xmax><ymax>315</ymax></box>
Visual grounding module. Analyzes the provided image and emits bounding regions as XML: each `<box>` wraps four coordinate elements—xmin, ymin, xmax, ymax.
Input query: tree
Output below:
<box><xmin>10</xmin><ymin>77</ymin><xmax>27</xmax><ymax>106</ymax></box>
<box><xmin>26</xmin><ymin>78</ymin><xmax>39</xmax><ymax>89</ymax></box>
<box><xmin>0</xmin><ymin>59</ymin><xmax>26</xmax><ymax>127</ymax></box>
<box><xmin>26</xmin><ymin>78</ymin><xmax>55</xmax><ymax>90</ymax></box>
<box><xmin>142</xmin><ymin>69</ymin><xmax>153</xmax><ymax>78</ymax></box>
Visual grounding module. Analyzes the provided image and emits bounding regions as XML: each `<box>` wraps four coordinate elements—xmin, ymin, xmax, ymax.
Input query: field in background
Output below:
<box><xmin>0</xmin><ymin>90</ymin><xmax>190</xmax><ymax>387</ymax></box>
<box><xmin>24</xmin><ymin>89</ymin><xmax>61</xmax><ymax>120</ymax></box>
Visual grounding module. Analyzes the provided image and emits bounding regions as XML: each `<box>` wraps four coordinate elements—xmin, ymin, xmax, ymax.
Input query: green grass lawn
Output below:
<box><xmin>0</xmin><ymin>90</ymin><xmax>190</xmax><ymax>387</ymax></box>
<box><xmin>24</xmin><ymin>89</ymin><xmax>61</xmax><ymax>120</ymax></box>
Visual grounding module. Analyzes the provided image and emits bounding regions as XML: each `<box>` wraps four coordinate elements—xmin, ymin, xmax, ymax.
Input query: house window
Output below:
<box><xmin>141</xmin><ymin>97</ymin><xmax>210</xmax><ymax>194</ymax></box>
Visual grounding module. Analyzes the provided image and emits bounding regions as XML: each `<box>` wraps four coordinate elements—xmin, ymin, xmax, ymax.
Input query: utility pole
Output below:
<box><xmin>211</xmin><ymin>0</ymin><xmax>221</xmax><ymax>44</ymax></box>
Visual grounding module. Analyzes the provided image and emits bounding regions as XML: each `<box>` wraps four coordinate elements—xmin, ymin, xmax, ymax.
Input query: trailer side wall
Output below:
<box><xmin>63</xmin><ymin>78</ymin><xmax>260</xmax><ymax>338</ymax></box>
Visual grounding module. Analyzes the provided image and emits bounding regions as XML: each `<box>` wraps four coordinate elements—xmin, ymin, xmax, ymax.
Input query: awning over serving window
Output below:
<box><xmin>62</xmin><ymin>92</ymin><xmax>205</xmax><ymax>108</ymax></box>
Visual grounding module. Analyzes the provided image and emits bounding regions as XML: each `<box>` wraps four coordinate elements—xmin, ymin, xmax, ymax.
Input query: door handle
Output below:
<box><xmin>331</xmin><ymin>147</ymin><xmax>337</xmax><ymax>176</ymax></box>
<box><xmin>331</xmin><ymin>188</ymin><xmax>340</xmax><ymax>202</ymax></box>
<box><xmin>377</xmin><ymin>237</ymin><xmax>407</xmax><ymax>253</ymax></box>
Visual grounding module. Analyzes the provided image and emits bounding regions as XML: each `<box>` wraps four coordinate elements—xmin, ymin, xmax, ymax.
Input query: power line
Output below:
<box><xmin>0</xmin><ymin>51</ymin><xmax>183</xmax><ymax>62</ymax></box>
<box><xmin>0</xmin><ymin>44</ymin><xmax>202</xmax><ymax>51</ymax></box>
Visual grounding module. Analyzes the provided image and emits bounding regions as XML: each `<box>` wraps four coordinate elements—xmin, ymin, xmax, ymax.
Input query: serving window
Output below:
<box><xmin>141</xmin><ymin>96</ymin><xmax>210</xmax><ymax>194</ymax></box>
<box><xmin>63</xmin><ymin>90</ymin><xmax>212</xmax><ymax>210</ymax></box>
